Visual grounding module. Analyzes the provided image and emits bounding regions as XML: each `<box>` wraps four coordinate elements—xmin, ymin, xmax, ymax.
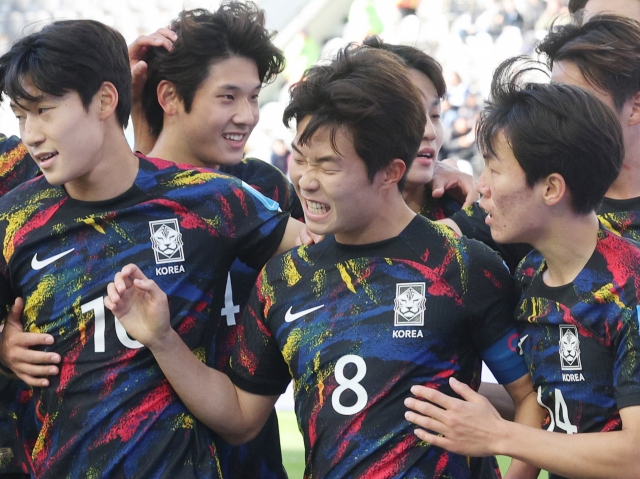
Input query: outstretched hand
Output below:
<box><xmin>0</xmin><ymin>298</ymin><xmax>60</xmax><ymax>387</ymax></box>
<box><xmin>104</xmin><ymin>264</ymin><xmax>172</xmax><ymax>350</ymax></box>
<box><xmin>404</xmin><ymin>377</ymin><xmax>505</xmax><ymax>457</ymax></box>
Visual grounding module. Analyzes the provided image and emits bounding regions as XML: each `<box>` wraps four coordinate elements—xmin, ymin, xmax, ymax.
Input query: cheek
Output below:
<box><xmin>434</xmin><ymin>124</ymin><xmax>444</xmax><ymax>151</ymax></box>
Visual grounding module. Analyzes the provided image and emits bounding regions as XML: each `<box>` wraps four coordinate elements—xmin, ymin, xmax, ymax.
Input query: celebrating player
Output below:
<box><xmin>105</xmin><ymin>44</ymin><xmax>542</xmax><ymax>479</ymax></box>
<box><xmin>405</xmin><ymin>57</ymin><xmax>640</xmax><ymax>479</ymax></box>
<box><xmin>0</xmin><ymin>18</ymin><xmax>302</xmax><ymax>478</ymax></box>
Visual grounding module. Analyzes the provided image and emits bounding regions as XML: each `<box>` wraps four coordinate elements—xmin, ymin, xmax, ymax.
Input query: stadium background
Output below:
<box><xmin>0</xmin><ymin>0</ymin><xmax>564</xmax><ymax>476</ymax></box>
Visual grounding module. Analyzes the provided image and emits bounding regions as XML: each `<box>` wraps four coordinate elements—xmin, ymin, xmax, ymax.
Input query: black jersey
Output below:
<box><xmin>516</xmin><ymin>226</ymin><xmax>640</xmax><ymax>479</ymax></box>
<box><xmin>0</xmin><ymin>155</ymin><xmax>289</xmax><ymax>479</ymax></box>
<box><xmin>215</xmin><ymin>157</ymin><xmax>299</xmax><ymax>479</ymax></box>
<box><xmin>230</xmin><ymin>215</ymin><xmax>526</xmax><ymax>479</ymax></box>
<box><xmin>418</xmin><ymin>187</ymin><xmax>462</xmax><ymax>221</ymax></box>
<box><xmin>0</xmin><ymin>134</ymin><xmax>39</xmax><ymax>478</ymax></box>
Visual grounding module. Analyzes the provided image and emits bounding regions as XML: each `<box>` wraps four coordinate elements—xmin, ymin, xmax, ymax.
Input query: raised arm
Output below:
<box><xmin>405</xmin><ymin>377</ymin><xmax>640</xmax><ymax>479</ymax></box>
<box><xmin>128</xmin><ymin>28</ymin><xmax>177</xmax><ymax>154</ymax></box>
<box><xmin>104</xmin><ymin>264</ymin><xmax>278</xmax><ymax>444</ymax></box>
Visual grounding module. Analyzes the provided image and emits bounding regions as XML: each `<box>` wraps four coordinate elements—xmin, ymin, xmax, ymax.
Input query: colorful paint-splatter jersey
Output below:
<box><xmin>0</xmin><ymin>134</ymin><xmax>39</xmax><ymax>477</ymax></box>
<box><xmin>215</xmin><ymin>157</ymin><xmax>300</xmax><ymax>479</ymax></box>
<box><xmin>418</xmin><ymin>188</ymin><xmax>462</xmax><ymax>221</ymax></box>
<box><xmin>230</xmin><ymin>215</ymin><xmax>524</xmax><ymax>479</ymax></box>
<box><xmin>0</xmin><ymin>155</ymin><xmax>289</xmax><ymax>479</ymax></box>
<box><xmin>515</xmin><ymin>226</ymin><xmax>640</xmax><ymax>479</ymax></box>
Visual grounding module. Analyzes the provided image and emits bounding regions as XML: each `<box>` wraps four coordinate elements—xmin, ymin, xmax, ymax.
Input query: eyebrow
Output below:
<box><xmin>291</xmin><ymin>142</ymin><xmax>339</xmax><ymax>164</ymax></box>
<box><xmin>218</xmin><ymin>83</ymin><xmax>262</xmax><ymax>91</ymax></box>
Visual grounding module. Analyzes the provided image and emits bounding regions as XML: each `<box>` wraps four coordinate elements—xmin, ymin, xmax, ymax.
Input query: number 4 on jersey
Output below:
<box><xmin>537</xmin><ymin>386</ymin><xmax>577</xmax><ymax>434</ymax></box>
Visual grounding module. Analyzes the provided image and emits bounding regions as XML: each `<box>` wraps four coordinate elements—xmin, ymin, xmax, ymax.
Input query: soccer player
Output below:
<box><xmin>404</xmin><ymin>58</ymin><xmax>640</xmax><ymax>479</ymax></box>
<box><xmin>104</xmin><ymin>44</ymin><xmax>542</xmax><ymax>479</ymax></box>
<box><xmin>0</xmin><ymin>18</ymin><xmax>301</xmax><ymax>479</ymax></box>
<box><xmin>135</xmin><ymin>6</ymin><xmax>297</xmax><ymax>478</ymax></box>
<box><xmin>442</xmin><ymin>14</ymin><xmax>640</xmax><ymax>268</ymax></box>
<box><xmin>362</xmin><ymin>36</ymin><xmax>463</xmax><ymax>221</ymax></box>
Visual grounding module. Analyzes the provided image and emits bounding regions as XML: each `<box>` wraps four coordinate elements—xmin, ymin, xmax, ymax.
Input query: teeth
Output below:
<box><xmin>39</xmin><ymin>153</ymin><xmax>55</xmax><ymax>161</ymax></box>
<box><xmin>223</xmin><ymin>134</ymin><xmax>243</xmax><ymax>141</ymax></box>
<box><xmin>307</xmin><ymin>200</ymin><xmax>329</xmax><ymax>215</ymax></box>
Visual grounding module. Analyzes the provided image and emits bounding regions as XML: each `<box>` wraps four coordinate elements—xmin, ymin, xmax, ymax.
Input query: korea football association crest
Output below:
<box><xmin>559</xmin><ymin>325</ymin><xmax>582</xmax><ymax>371</ymax></box>
<box><xmin>149</xmin><ymin>219</ymin><xmax>185</xmax><ymax>264</ymax></box>
<box><xmin>394</xmin><ymin>282</ymin><xmax>426</xmax><ymax>326</ymax></box>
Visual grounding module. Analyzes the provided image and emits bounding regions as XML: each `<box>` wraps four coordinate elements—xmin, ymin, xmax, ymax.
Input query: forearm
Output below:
<box><xmin>503</xmin><ymin>389</ymin><xmax>544</xmax><ymax>479</ymax></box>
<box><xmin>496</xmin><ymin>420</ymin><xmax>640</xmax><ymax>479</ymax></box>
<box><xmin>149</xmin><ymin>329</ymin><xmax>271</xmax><ymax>444</ymax></box>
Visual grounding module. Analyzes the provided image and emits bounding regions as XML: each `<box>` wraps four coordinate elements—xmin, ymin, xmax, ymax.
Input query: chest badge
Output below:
<box><xmin>394</xmin><ymin>282</ymin><xmax>426</xmax><ymax>326</ymax></box>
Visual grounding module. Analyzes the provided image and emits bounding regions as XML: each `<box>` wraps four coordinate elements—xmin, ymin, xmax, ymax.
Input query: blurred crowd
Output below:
<box><xmin>0</xmin><ymin>0</ymin><xmax>570</xmax><ymax>177</ymax></box>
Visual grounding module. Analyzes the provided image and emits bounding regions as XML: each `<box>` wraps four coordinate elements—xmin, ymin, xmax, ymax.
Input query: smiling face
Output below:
<box><xmin>404</xmin><ymin>68</ymin><xmax>444</xmax><ymax>186</ymax></box>
<box><xmin>289</xmin><ymin>116</ymin><xmax>391</xmax><ymax>244</ymax></box>
<box><xmin>476</xmin><ymin>130</ymin><xmax>545</xmax><ymax>244</ymax></box>
<box><xmin>11</xmin><ymin>81</ymin><xmax>105</xmax><ymax>188</ymax></box>
<box><xmin>176</xmin><ymin>56</ymin><xmax>261</xmax><ymax>168</ymax></box>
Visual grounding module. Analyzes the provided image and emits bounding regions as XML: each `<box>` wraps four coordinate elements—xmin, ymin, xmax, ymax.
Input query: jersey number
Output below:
<box><xmin>81</xmin><ymin>297</ymin><xmax>144</xmax><ymax>352</ymax></box>
<box><xmin>332</xmin><ymin>355</ymin><xmax>368</xmax><ymax>415</ymax></box>
<box><xmin>537</xmin><ymin>386</ymin><xmax>577</xmax><ymax>434</ymax></box>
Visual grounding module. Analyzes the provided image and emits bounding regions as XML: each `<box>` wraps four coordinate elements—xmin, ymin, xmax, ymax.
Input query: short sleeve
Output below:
<box><xmin>228</xmin><ymin>268</ymin><xmax>291</xmax><ymax>396</ymax></box>
<box><xmin>463</xmin><ymin>238</ymin><xmax>519</xmax><ymax>352</ymax></box>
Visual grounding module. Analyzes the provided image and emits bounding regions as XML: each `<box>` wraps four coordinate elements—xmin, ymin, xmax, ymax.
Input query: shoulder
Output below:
<box><xmin>262</xmin><ymin>237</ymin><xmax>333</xmax><ymax>285</ymax></box>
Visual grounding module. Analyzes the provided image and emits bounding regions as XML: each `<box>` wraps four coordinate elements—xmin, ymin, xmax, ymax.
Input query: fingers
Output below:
<box><xmin>297</xmin><ymin>226</ymin><xmax>325</xmax><ymax>246</ymax></box>
<box><xmin>448</xmin><ymin>376</ymin><xmax>481</xmax><ymax>402</ymax></box>
<box><xmin>128</xmin><ymin>29</ymin><xmax>176</xmax><ymax>62</ymax></box>
<box><xmin>462</xmin><ymin>189</ymin><xmax>480</xmax><ymax>208</ymax></box>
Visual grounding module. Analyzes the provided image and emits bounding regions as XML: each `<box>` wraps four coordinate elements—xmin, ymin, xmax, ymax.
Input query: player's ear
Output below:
<box><xmin>380</xmin><ymin>158</ymin><xmax>407</xmax><ymax>190</ymax></box>
<box><xmin>98</xmin><ymin>81</ymin><xmax>119</xmax><ymax>121</ymax></box>
<box><xmin>541</xmin><ymin>172</ymin><xmax>566</xmax><ymax>207</ymax></box>
<box><xmin>627</xmin><ymin>91</ymin><xmax>640</xmax><ymax>127</ymax></box>
<box><xmin>157</xmin><ymin>80</ymin><xmax>181</xmax><ymax>116</ymax></box>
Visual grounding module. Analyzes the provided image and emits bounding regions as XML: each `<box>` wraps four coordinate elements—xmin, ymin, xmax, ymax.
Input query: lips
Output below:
<box><xmin>222</xmin><ymin>133</ymin><xmax>244</xmax><ymax>142</ymax></box>
<box><xmin>415</xmin><ymin>146</ymin><xmax>435</xmax><ymax>165</ymax></box>
<box><xmin>34</xmin><ymin>151</ymin><xmax>58</xmax><ymax>168</ymax></box>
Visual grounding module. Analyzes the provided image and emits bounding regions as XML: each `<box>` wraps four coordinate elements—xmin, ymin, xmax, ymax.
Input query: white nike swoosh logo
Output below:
<box><xmin>31</xmin><ymin>248</ymin><xmax>75</xmax><ymax>270</ymax></box>
<box><xmin>284</xmin><ymin>305</ymin><xmax>324</xmax><ymax>322</ymax></box>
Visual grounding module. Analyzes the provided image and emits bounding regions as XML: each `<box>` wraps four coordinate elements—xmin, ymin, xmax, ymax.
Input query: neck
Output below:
<box><xmin>149</xmin><ymin>128</ymin><xmax>219</xmax><ymax>170</ymax></box>
<box><xmin>402</xmin><ymin>181</ymin><xmax>427</xmax><ymax>214</ymax></box>
<box><xmin>65</xmin><ymin>129</ymin><xmax>138</xmax><ymax>202</ymax></box>
<box><xmin>534</xmin><ymin>212</ymin><xmax>600</xmax><ymax>287</ymax></box>
<box><xmin>336</xmin><ymin>191</ymin><xmax>416</xmax><ymax>245</ymax></box>
<box><xmin>607</xmin><ymin>136</ymin><xmax>640</xmax><ymax>199</ymax></box>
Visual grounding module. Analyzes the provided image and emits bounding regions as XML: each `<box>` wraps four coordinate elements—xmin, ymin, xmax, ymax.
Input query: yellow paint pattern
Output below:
<box><xmin>0</xmin><ymin>142</ymin><xmax>28</xmax><ymax>176</ymax></box>
<box><xmin>81</xmin><ymin>217</ymin><xmax>106</xmax><ymax>234</ymax></box>
<box><xmin>1</xmin><ymin>188</ymin><xmax>62</xmax><ymax>261</ymax></box>
<box><xmin>193</xmin><ymin>347</ymin><xmax>206</xmax><ymax>363</ymax></box>
<box><xmin>32</xmin><ymin>412</ymin><xmax>57</xmax><ymax>460</ymax></box>
<box><xmin>337</xmin><ymin>263</ymin><xmax>356</xmax><ymax>293</ymax></box>
<box><xmin>593</xmin><ymin>283</ymin><xmax>625</xmax><ymax>309</ymax></box>
<box><xmin>165</xmin><ymin>170</ymin><xmax>219</xmax><ymax>188</ymax></box>
<box><xmin>282</xmin><ymin>252</ymin><xmax>302</xmax><ymax>287</ymax></box>
<box><xmin>24</xmin><ymin>276</ymin><xmax>57</xmax><ymax>332</ymax></box>
<box><xmin>598</xmin><ymin>216</ymin><xmax>621</xmax><ymax>237</ymax></box>
<box><xmin>312</xmin><ymin>269</ymin><xmax>326</xmax><ymax>296</ymax></box>
<box><xmin>173</xmin><ymin>413</ymin><xmax>195</xmax><ymax>430</ymax></box>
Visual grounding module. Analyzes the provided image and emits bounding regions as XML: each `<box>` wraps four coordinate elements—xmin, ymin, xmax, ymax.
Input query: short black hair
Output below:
<box><xmin>477</xmin><ymin>56</ymin><xmax>623</xmax><ymax>214</ymax></box>
<box><xmin>284</xmin><ymin>44</ymin><xmax>426</xmax><ymax>189</ymax></box>
<box><xmin>537</xmin><ymin>14</ymin><xmax>640</xmax><ymax>110</ymax></box>
<box><xmin>362</xmin><ymin>36</ymin><xmax>446</xmax><ymax>98</ymax></box>
<box><xmin>0</xmin><ymin>19</ymin><xmax>131</xmax><ymax>127</ymax></box>
<box><xmin>142</xmin><ymin>1</ymin><xmax>285</xmax><ymax>136</ymax></box>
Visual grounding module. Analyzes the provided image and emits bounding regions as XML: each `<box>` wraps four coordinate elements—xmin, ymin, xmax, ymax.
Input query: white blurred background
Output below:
<box><xmin>0</xmin><ymin>0</ymin><xmax>570</xmax><ymax>177</ymax></box>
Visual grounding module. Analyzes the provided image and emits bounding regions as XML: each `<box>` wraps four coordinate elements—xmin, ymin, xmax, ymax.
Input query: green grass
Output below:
<box><xmin>277</xmin><ymin>410</ymin><xmax>548</xmax><ymax>479</ymax></box>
